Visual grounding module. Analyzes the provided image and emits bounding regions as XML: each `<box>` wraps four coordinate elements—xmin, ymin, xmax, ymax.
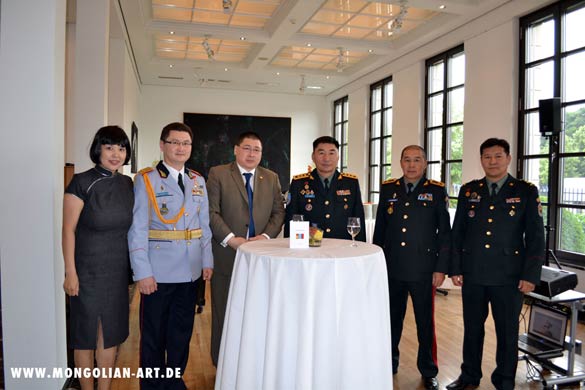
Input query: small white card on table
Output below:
<box><xmin>289</xmin><ymin>221</ymin><xmax>309</xmax><ymax>248</ymax></box>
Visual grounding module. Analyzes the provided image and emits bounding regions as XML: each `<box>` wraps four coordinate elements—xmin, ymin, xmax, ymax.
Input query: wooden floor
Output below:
<box><xmin>112</xmin><ymin>287</ymin><xmax>585</xmax><ymax>390</ymax></box>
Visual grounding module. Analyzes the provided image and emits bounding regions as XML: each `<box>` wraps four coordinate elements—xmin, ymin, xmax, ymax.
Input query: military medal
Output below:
<box><xmin>160</xmin><ymin>202</ymin><xmax>169</xmax><ymax>215</ymax></box>
<box><xmin>468</xmin><ymin>210</ymin><xmax>475</xmax><ymax>218</ymax></box>
<box><xmin>509</xmin><ymin>210</ymin><xmax>516</xmax><ymax>216</ymax></box>
<box><xmin>387</xmin><ymin>206</ymin><xmax>394</xmax><ymax>215</ymax></box>
<box><xmin>344</xmin><ymin>204</ymin><xmax>349</xmax><ymax>210</ymax></box>
<box><xmin>305</xmin><ymin>203</ymin><xmax>313</xmax><ymax>211</ymax></box>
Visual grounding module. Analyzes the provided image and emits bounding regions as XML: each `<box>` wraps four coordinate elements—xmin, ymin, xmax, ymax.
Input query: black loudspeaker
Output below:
<box><xmin>539</xmin><ymin>98</ymin><xmax>562</xmax><ymax>135</ymax></box>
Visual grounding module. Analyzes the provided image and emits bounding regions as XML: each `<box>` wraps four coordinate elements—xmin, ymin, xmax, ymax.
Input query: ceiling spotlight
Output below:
<box><xmin>368</xmin><ymin>49</ymin><xmax>374</xmax><ymax>53</ymax></box>
<box><xmin>222</xmin><ymin>0</ymin><xmax>233</xmax><ymax>13</ymax></box>
<box><xmin>299</xmin><ymin>74</ymin><xmax>306</xmax><ymax>93</ymax></box>
<box><xmin>388</xmin><ymin>0</ymin><xmax>408</xmax><ymax>36</ymax></box>
<box><xmin>326</xmin><ymin>75</ymin><xmax>330</xmax><ymax>79</ymax></box>
<box><xmin>439</xmin><ymin>4</ymin><xmax>446</xmax><ymax>9</ymax></box>
<box><xmin>336</xmin><ymin>47</ymin><xmax>346</xmax><ymax>73</ymax></box>
<box><xmin>306</xmin><ymin>43</ymin><xmax>312</xmax><ymax>47</ymax></box>
<box><xmin>224</xmin><ymin>68</ymin><xmax>228</xmax><ymax>71</ymax></box>
<box><xmin>276</xmin><ymin>72</ymin><xmax>280</xmax><ymax>76</ymax></box>
<box><xmin>202</xmin><ymin>35</ymin><xmax>215</xmax><ymax>60</ymax></box>
<box><xmin>170</xmin><ymin>31</ymin><xmax>175</xmax><ymax>35</ymax></box>
<box><xmin>240</xmin><ymin>36</ymin><xmax>246</xmax><ymax>41</ymax></box>
<box><xmin>169</xmin><ymin>64</ymin><xmax>174</xmax><ymax>68</ymax></box>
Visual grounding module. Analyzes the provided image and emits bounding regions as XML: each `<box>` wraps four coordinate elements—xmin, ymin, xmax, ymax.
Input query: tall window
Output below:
<box><xmin>368</xmin><ymin>76</ymin><xmax>393</xmax><ymax>203</ymax></box>
<box><xmin>519</xmin><ymin>0</ymin><xmax>585</xmax><ymax>264</ymax></box>
<box><xmin>333</xmin><ymin>96</ymin><xmax>349</xmax><ymax>172</ymax></box>
<box><xmin>424</xmin><ymin>45</ymin><xmax>465</xmax><ymax>212</ymax></box>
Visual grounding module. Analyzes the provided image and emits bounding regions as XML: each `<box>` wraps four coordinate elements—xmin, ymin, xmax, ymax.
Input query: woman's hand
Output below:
<box><xmin>64</xmin><ymin>272</ymin><xmax>80</xmax><ymax>296</ymax></box>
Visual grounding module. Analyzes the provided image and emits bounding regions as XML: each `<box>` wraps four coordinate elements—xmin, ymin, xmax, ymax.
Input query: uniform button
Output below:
<box><xmin>187</xmin><ymin>241</ymin><xmax>191</xmax><ymax>245</ymax></box>
<box><xmin>325</xmin><ymin>214</ymin><xmax>331</xmax><ymax>219</ymax></box>
<box><xmin>402</xmin><ymin>227</ymin><xmax>407</xmax><ymax>233</ymax></box>
<box><xmin>403</xmin><ymin>215</ymin><xmax>408</xmax><ymax>220</ymax></box>
<box><xmin>326</xmin><ymin>228</ymin><xmax>331</xmax><ymax>233</ymax></box>
<box><xmin>308</xmin><ymin>199</ymin><xmax>312</xmax><ymax>203</ymax></box>
<box><xmin>401</xmin><ymin>242</ymin><xmax>406</xmax><ymax>247</ymax></box>
<box><xmin>488</xmin><ymin>218</ymin><xmax>493</xmax><ymax>223</ymax></box>
<box><xmin>489</xmin><ymin>205</ymin><xmax>495</xmax><ymax>210</ymax></box>
<box><xmin>485</xmin><ymin>244</ymin><xmax>491</xmax><ymax>249</ymax></box>
<box><xmin>515</xmin><ymin>250</ymin><xmax>519</xmax><ymax>255</ymax></box>
<box><xmin>486</xmin><ymin>231</ymin><xmax>492</xmax><ymax>236</ymax></box>
<box><xmin>325</xmin><ymin>200</ymin><xmax>329</xmax><ymax>205</ymax></box>
<box><xmin>185</xmin><ymin>212</ymin><xmax>189</xmax><ymax>216</ymax></box>
<box><xmin>405</xmin><ymin>202</ymin><xmax>410</xmax><ymax>207</ymax></box>
<box><xmin>155</xmin><ymin>245</ymin><xmax>160</xmax><ymax>249</ymax></box>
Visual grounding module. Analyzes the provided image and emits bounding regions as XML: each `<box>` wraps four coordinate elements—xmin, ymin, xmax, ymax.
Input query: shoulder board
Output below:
<box><xmin>382</xmin><ymin>178</ymin><xmax>398</xmax><ymax>185</ymax></box>
<box><xmin>187</xmin><ymin>168</ymin><xmax>202</xmax><ymax>177</ymax></box>
<box><xmin>518</xmin><ymin>179</ymin><xmax>536</xmax><ymax>187</ymax></box>
<box><xmin>293</xmin><ymin>172</ymin><xmax>311</xmax><ymax>180</ymax></box>
<box><xmin>427</xmin><ymin>179</ymin><xmax>445</xmax><ymax>187</ymax></box>
<box><xmin>340</xmin><ymin>172</ymin><xmax>358</xmax><ymax>180</ymax></box>
<box><xmin>137</xmin><ymin>167</ymin><xmax>154</xmax><ymax>176</ymax></box>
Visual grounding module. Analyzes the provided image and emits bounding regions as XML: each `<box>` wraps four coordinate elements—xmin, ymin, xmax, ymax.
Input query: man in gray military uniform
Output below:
<box><xmin>128</xmin><ymin>122</ymin><xmax>213</xmax><ymax>390</ymax></box>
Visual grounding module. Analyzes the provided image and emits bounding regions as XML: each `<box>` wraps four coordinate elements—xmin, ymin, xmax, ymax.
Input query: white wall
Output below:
<box><xmin>0</xmin><ymin>1</ymin><xmax>67</xmax><ymax>388</ymax></box>
<box><xmin>137</xmin><ymin>86</ymin><xmax>328</xmax><ymax>177</ymax></box>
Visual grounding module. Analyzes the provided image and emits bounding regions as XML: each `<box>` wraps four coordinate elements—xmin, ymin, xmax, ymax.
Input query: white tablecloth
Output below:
<box><xmin>215</xmin><ymin>238</ymin><xmax>392</xmax><ymax>390</ymax></box>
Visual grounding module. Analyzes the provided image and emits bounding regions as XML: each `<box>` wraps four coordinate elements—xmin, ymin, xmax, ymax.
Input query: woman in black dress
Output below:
<box><xmin>62</xmin><ymin>126</ymin><xmax>134</xmax><ymax>390</ymax></box>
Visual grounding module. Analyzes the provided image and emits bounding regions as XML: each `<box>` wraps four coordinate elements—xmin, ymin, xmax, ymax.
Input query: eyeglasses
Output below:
<box><xmin>163</xmin><ymin>140</ymin><xmax>192</xmax><ymax>147</ymax></box>
<box><xmin>239</xmin><ymin>145</ymin><xmax>262</xmax><ymax>154</ymax></box>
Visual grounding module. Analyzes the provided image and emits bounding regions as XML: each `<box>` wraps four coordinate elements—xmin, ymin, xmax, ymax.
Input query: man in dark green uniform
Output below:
<box><xmin>447</xmin><ymin>138</ymin><xmax>544</xmax><ymax>390</ymax></box>
<box><xmin>284</xmin><ymin>136</ymin><xmax>365</xmax><ymax>241</ymax></box>
<box><xmin>373</xmin><ymin>145</ymin><xmax>450</xmax><ymax>390</ymax></box>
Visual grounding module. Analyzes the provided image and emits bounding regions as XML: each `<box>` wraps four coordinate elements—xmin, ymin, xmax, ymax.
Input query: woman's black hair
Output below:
<box><xmin>89</xmin><ymin>125</ymin><xmax>131</xmax><ymax>165</ymax></box>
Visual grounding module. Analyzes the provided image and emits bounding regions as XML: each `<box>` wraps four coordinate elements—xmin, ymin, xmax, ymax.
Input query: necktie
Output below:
<box><xmin>243</xmin><ymin>173</ymin><xmax>255</xmax><ymax>237</ymax></box>
<box><xmin>324</xmin><ymin>178</ymin><xmax>330</xmax><ymax>191</ymax></box>
<box><xmin>407</xmin><ymin>182</ymin><xmax>414</xmax><ymax>195</ymax></box>
<box><xmin>491</xmin><ymin>183</ymin><xmax>498</xmax><ymax>197</ymax></box>
<box><xmin>178</xmin><ymin>173</ymin><xmax>185</xmax><ymax>193</ymax></box>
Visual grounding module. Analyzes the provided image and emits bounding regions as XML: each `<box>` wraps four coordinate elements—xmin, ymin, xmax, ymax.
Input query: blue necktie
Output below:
<box><xmin>243</xmin><ymin>173</ymin><xmax>255</xmax><ymax>237</ymax></box>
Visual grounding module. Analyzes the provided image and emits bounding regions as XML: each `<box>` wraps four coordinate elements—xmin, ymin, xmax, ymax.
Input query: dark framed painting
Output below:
<box><xmin>183</xmin><ymin>113</ymin><xmax>291</xmax><ymax>191</ymax></box>
<box><xmin>130</xmin><ymin>122</ymin><xmax>138</xmax><ymax>173</ymax></box>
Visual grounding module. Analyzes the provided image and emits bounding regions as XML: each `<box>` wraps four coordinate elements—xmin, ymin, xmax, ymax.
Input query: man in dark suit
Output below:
<box><xmin>373</xmin><ymin>145</ymin><xmax>450</xmax><ymax>390</ymax></box>
<box><xmin>284</xmin><ymin>136</ymin><xmax>365</xmax><ymax>241</ymax></box>
<box><xmin>206</xmin><ymin>131</ymin><xmax>285</xmax><ymax>366</ymax></box>
<box><xmin>447</xmin><ymin>138</ymin><xmax>544</xmax><ymax>390</ymax></box>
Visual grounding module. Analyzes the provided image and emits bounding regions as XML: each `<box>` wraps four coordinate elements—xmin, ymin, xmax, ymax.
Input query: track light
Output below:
<box><xmin>222</xmin><ymin>0</ymin><xmax>233</xmax><ymax>13</ymax></box>
<box><xmin>202</xmin><ymin>35</ymin><xmax>215</xmax><ymax>60</ymax></box>
<box><xmin>336</xmin><ymin>47</ymin><xmax>345</xmax><ymax>73</ymax></box>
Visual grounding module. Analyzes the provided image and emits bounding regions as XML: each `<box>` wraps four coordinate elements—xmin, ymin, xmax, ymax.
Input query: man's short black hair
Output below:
<box><xmin>480</xmin><ymin>138</ymin><xmax>510</xmax><ymax>155</ymax></box>
<box><xmin>312</xmin><ymin>136</ymin><xmax>339</xmax><ymax>151</ymax></box>
<box><xmin>236</xmin><ymin>131</ymin><xmax>262</xmax><ymax>146</ymax></box>
<box><xmin>89</xmin><ymin>126</ymin><xmax>131</xmax><ymax>165</ymax></box>
<box><xmin>160</xmin><ymin>122</ymin><xmax>193</xmax><ymax>142</ymax></box>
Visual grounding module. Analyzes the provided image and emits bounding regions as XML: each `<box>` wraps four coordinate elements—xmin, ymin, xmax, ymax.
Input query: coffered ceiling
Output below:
<box><xmin>116</xmin><ymin>0</ymin><xmax>514</xmax><ymax>95</ymax></box>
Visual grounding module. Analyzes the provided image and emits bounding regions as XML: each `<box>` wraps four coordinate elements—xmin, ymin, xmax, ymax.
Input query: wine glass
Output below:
<box><xmin>347</xmin><ymin>217</ymin><xmax>361</xmax><ymax>247</ymax></box>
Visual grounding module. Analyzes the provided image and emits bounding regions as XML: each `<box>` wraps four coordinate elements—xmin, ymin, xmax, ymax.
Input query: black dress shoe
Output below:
<box><xmin>423</xmin><ymin>376</ymin><xmax>439</xmax><ymax>390</ymax></box>
<box><xmin>445</xmin><ymin>377</ymin><xmax>479</xmax><ymax>390</ymax></box>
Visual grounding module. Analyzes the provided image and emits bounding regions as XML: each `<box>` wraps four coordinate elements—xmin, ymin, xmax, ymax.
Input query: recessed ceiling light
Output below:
<box><xmin>306</xmin><ymin>85</ymin><xmax>323</xmax><ymax>90</ymax></box>
<box><xmin>170</xmin><ymin>31</ymin><xmax>175</xmax><ymax>35</ymax></box>
<box><xmin>169</xmin><ymin>64</ymin><xmax>174</xmax><ymax>68</ymax></box>
<box><xmin>306</xmin><ymin>43</ymin><xmax>312</xmax><ymax>47</ymax></box>
<box><xmin>224</xmin><ymin>68</ymin><xmax>228</xmax><ymax>71</ymax></box>
<box><xmin>439</xmin><ymin>4</ymin><xmax>446</xmax><ymax>9</ymax></box>
<box><xmin>326</xmin><ymin>76</ymin><xmax>330</xmax><ymax>79</ymax></box>
<box><xmin>240</xmin><ymin>36</ymin><xmax>246</xmax><ymax>40</ymax></box>
<box><xmin>368</xmin><ymin>49</ymin><xmax>374</xmax><ymax>53</ymax></box>
<box><xmin>276</xmin><ymin>72</ymin><xmax>280</xmax><ymax>76</ymax></box>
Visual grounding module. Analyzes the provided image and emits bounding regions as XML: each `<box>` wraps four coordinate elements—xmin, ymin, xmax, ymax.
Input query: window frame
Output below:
<box><xmin>518</xmin><ymin>0</ymin><xmax>585</xmax><ymax>266</ymax></box>
<box><xmin>423</xmin><ymin>44</ymin><xmax>465</xmax><ymax>209</ymax></box>
<box><xmin>333</xmin><ymin>96</ymin><xmax>349</xmax><ymax>172</ymax></box>
<box><xmin>368</xmin><ymin>76</ymin><xmax>393</xmax><ymax>203</ymax></box>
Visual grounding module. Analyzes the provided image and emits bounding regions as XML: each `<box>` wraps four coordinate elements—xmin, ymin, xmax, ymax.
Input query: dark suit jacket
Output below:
<box><xmin>207</xmin><ymin>162</ymin><xmax>285</xmax><ymax>276</ymax></box>
<box><xmin>284</xmin><ymin>170</ymin><xmax>366</xmax><ymax>241</ymax></box>
<box><xmin>450</xmin><ymin>175</ymin><xmax>545</xmax><ymax>285</ymax></box>
<box><xmin>373</xmin><ymin>177</ymin><xmax>451</xmax><ymax>281</ymax></box>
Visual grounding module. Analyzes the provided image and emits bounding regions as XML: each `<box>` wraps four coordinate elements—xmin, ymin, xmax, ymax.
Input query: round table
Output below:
<box><xmin>215</xmin><ymin>238</ymin><xmax>393</xmax><ymax>390</ymax></box>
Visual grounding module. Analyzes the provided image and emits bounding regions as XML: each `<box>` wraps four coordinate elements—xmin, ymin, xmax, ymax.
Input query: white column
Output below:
<box><xmin>108</xmin><ymin>37</ymin><xmax>125</xmax><ymax>129</ymax></box>
<box><xmin>347</xmin><ymin>86</ymin><xmax>369</xmax><ymax>196</ymax></box>
<box><xmin>70</xmin><ymin>0</ymin><xmax>111</xmax><ymax>172</ymax></box>
<box><xmin>0</xmin><ymin>1</ymin><xmax>67</xmax><ymax>389</ymax></box>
